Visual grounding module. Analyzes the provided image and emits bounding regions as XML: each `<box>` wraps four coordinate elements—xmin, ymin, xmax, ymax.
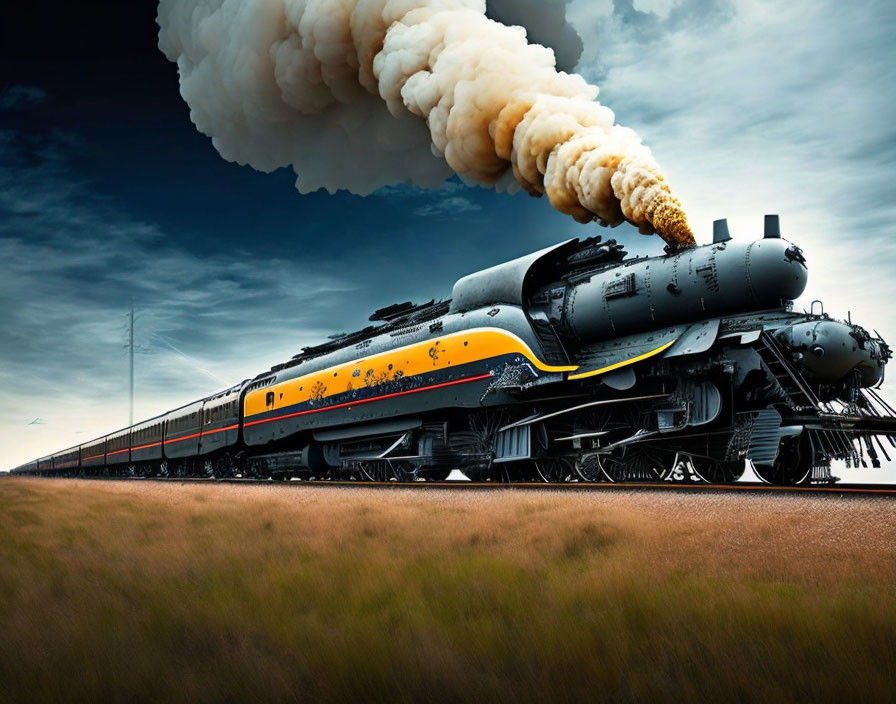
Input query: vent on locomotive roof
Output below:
<box><xmin>369</xmin><ymin>299</ymin><xmax>451</xmax><ymax>325</ymax></box>
<box><xmin>294</xmin><ymin>325</ymin><xmax>382</xmax><ymax>359</ymax></box>
<box><xmin>564</xmin><ymin>236</ymin><xmax>627</xmax><ymax>269</ymax></box>
<box><xmin>370</xmin><ymin>300</ymin><xmax>431</xmax><ymax>322</ymax></box>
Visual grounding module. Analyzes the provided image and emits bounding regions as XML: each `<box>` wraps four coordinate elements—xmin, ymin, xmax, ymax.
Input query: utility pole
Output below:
<box><xmin>129</xmin><ymin>299</ymin><xmax>135</xmax><ymax>426</ymax></box>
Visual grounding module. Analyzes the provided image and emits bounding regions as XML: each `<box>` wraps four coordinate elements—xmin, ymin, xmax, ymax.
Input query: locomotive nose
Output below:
<box><xmin>776</xmin><ymin>320</ymin><xmax>889</xmax><ymax>388</ymax></box>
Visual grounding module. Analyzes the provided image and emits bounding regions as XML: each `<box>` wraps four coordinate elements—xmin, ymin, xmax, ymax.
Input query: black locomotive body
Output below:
<box><xmin>13</xmin><ymin>216</ymin><xmax>896</xmax><ymax>484</ymax></box>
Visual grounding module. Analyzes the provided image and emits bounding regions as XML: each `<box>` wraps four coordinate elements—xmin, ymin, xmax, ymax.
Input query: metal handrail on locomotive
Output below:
<box><xmin>12</xmin><ymin>215</ymin><xmax>896</xmax><ymax>485</ymax></box>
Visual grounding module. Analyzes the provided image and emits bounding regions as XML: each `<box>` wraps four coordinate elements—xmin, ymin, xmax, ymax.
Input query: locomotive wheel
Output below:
<box><xmin>534</xmin><ymin>458</ymin><xmax>574</xmax><ymax>483</ymax></box>
<box><xmin>498</xmin><ymin>464</ymin><xmax>525</xmax><ymax>482</ymax></box>
<box><xmin>754</xmin><ymin>434</ymin><xmax>812</xmax><ymax>485</ymax></box>
<box><xmin>575</xmin><ymin>454</ymin><xmax>602</xmax><ymax>482</ymax></box>
<box><xmin>356</xmin><ymin>461</ymin><xmax>384</xmax><ymax>482</ymax></box>
<box><xmin>689</xmin><ymin>456</ymin><xmax>746</xmax><ymax>484</ymax></box>
<box><xmin>215</xmin><ymin>455</ymin><xmax>236</xmax><ymax>479</ymax></box>
<box><xmin>597</xmin><ymin>444</ymin><xmax>671</xmax><ymax>483</ymax></box>
<box><xmin>389</xmin><ymin>460</ymin><xmax>419</xmax><ymax>482</ymax></box>
<box><xmin>481</xmin><ymin>462</ymin><xmax>520</xmax><ymax>483</ymax></box>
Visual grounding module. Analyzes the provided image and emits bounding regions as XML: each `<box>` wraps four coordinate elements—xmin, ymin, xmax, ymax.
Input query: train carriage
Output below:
<box><xmin>130</xmin><ymin>417</ymin><xmax>165</xmax><ymax>466</ymax></box>
<box><xmin>51</xmin><ymin>446</ymin><xmax>80</xmax><ymax>477</ymax></box>
<box><xmin>198</xmin><ymin>385</ymin><xmax>242</xmax><ymax>456</ymax></box>
<box><xmin>18</xmin><ymin>460</ymin><xmax>39</xmax><ymax>475</ymax></box>
<box><xmin>106</xmin><ymin>429</ymin><xmax>131</xmax><ymax>469</ymax></box>
<box><xmin>163</xmin><ymin>402</ymin><xmax>203</xmax><ymax>462</ymax></box>
<box><xmin>35</xmin><ymin>455</ymin><xmax>54</xmax><ymax>476</ymax></box>
<box><xmin>81</xmin><ymin>437</ymin><xmax>106</xmax><ymax>474</ymax></box>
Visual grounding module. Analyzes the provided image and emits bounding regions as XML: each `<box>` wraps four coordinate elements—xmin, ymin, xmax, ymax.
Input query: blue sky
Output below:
<box><xmin>1</xmin><ymin>0</ymin><xmax>894</xmax><ymax>480</ymax></box>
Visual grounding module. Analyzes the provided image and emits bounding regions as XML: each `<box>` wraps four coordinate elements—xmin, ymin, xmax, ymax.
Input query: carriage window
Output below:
<box><xmin>266</xmin><ymin>391</ymin><xmax>275</xmax><ymax>407</ymax></box>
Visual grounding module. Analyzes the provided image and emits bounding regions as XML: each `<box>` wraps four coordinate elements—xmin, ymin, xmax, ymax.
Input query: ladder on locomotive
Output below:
<box><xmin>755</xmin><ymin>332</ymin><xmax>832</xmax><ymax>413</ymax></box>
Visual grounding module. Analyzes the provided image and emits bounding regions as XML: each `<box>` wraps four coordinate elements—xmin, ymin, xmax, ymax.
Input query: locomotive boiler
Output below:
<box><xmin>12</xmin><ymin>216</ymin><xmax>896</xmax><ymax>484</ymax></box>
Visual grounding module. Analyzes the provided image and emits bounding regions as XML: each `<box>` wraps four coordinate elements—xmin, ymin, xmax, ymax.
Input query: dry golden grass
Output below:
<box><xmin>1</xmin><ymin>478</ymin><xmax>895</xmax><ymax>703</ymax></box>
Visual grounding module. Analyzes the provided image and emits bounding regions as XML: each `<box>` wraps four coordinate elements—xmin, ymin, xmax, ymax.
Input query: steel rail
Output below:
<box><xmin>26</xmin><ymin>476</ymin><xmax>896</xmax><ymax>497</ymax></box>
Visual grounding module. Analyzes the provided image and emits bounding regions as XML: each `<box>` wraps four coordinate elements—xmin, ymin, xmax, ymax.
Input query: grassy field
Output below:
<box><xmin>0</xmin><ymin>478</ymin><xmax>894</xmax><ymax>703</ymax></box>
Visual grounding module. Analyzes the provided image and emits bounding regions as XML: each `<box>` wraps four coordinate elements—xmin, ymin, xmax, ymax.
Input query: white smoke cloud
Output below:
<box><xmin>157</xmin><ymin>0</ymin><xmax>451</xmax><ymax>195</ymax></box>
<box><xmin>158</xmin><ymin>0</ymin><xmax>693</xmax><ymax>246</ymax></box>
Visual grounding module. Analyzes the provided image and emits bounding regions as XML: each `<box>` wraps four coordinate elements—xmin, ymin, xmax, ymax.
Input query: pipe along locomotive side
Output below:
<box><xmin>13</xmin><ymin>216</ymin><xmax>896</xmax><ymax>485</ymax></box>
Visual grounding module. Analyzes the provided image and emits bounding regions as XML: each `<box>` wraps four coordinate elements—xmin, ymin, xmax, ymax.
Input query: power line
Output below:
<box><xmin>122</xmin><ymin>300</ymin><xmax>150</xmax><ymax>426</ymax></box>
<box><xmin>120</xmin><ymin>303</ymin><xmax>228</xmax><ymax>424</ymax></box>
<box><xmin>129</xmin><ymin>299</ymin><xmax>134</xmax><ymax>425</ymax></box>
<box><xmin>151</xmin><ymin>332</ymin><xmax>228</xmax><ymax>385</ymax></box>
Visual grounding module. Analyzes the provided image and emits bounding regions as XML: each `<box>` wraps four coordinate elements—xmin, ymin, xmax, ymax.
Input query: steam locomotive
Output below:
<box><xmin>12</xmin><ymin>215</ymin><xmax>896</xmax><ymax>484</ymax></box>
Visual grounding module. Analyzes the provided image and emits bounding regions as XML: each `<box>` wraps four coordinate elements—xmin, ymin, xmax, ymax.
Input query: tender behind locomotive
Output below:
<box><xmin>12</xmin><ymin>216</ymin><xmax>896</xmax><ymax>484</ymax></box>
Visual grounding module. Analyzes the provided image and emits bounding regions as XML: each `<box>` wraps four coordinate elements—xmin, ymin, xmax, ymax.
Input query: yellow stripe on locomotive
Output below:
<box><xmin>244</xmin><ymin>328</ymin><xmax>578</xmax><ymax>419</ymax></box>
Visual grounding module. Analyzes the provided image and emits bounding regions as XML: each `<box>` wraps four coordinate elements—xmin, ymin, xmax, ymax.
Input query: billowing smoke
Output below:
<box><xmin>157</xmin><ymin>0</ymin><xmax>694</xmax><ymax>248</ymax></box>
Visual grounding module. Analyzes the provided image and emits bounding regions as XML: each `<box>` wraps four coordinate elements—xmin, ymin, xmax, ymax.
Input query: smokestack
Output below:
<box><xmin>764</xmin><ymin>215</ymin><xmax>781</xmax><ymax>239</ymax></box>
<box><xmin>156</xmin><ymin>0</ymin><xmax>696</xmax><ymax>250</ymax></box>
<box><xmin>713</xmin><ymin>219</ymin><xmax>731</xmax><ymax>243</ymax></box>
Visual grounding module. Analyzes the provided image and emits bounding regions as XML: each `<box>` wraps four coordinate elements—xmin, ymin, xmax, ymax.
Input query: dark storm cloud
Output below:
<box><xmin>0</xmin><ymin>121</ymin><xmax>356</xmax><ymax>419</ymax></box>
<box><xmin>413</xmin><ymin>196</ymin><xmax>482</xmax><ymax>218</ymax></box>
<box><xmin>0</xmin><ymin>85</ymin><xmax>48</xmax><ymax>111</ymax></box>
<box><xmin>376</xmin><ymin>179</ymin><xmax>484</xmax><ymax>218</ymax></box>
<box><xmin>485</xmin><ymin>0</ymin><xmax>584</xmax><ymax>71</ymax></box>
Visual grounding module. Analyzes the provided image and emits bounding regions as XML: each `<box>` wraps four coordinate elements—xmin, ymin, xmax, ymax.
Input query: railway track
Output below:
<box><xmin>37</xmin><ymin>476</ymin><xmax>896</xmax><ymax>497</ymax></box>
